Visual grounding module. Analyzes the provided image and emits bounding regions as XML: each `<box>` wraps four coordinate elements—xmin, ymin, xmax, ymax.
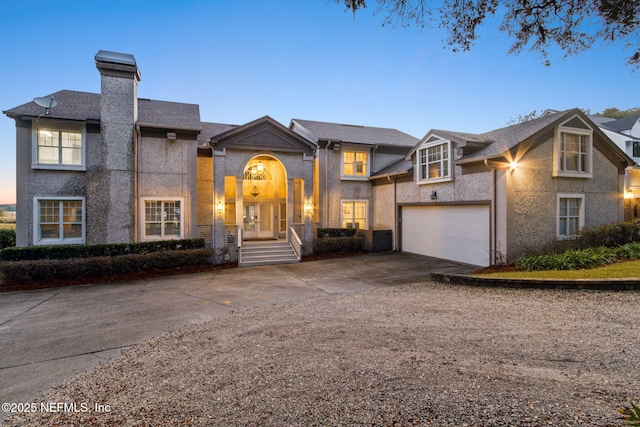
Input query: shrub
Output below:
<box><xmin>516</xmin><ymin>246</ymin><xmax>618</xmax><ymax>271</ymax></box>
<box><xmin>312</xmin><ymin>236</ymin><xmax>364</xmax><ymax>254</ymax></box>
<box><xmin>316</xmin><ymin>228</ymin><xmax>358</xmax><ymax>239</ymax></box>
<box><xmin>0</xmin><ymin>248</ymin><xmax>213</xmax><ymax>285</ymax></box>
<box><xmin>0</xmin><ymin>229</ymin><xmax>16</xmax><ymax>250</ymax></box>
<box><xmin>0</xmin><ymin>238</ymin><xmax>205</xmax><ymax>261</ymax></box>
<box><xmin>578</xmin><ymin>220</ymin><xmax>640</xmax><ymax>248</ymax></box>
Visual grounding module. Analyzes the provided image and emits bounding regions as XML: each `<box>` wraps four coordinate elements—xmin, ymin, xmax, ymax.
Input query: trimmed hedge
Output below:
<box><xmin>312</xmin><ymin>236</ymin><xmax>364</xmax><ymax>254</ymax></box>
<box><xmin>0</xmin><ymin>248</ymin><xmax>213</xmax><ymax>285</ymax></box>
<box><xmin>316</xmin><ymin>228</ymin><xmax>358</xmax><ymax>239</ymax></box>
<box><xmin>0</xmin><ymin>229</ymin><xmax>15</xmax><ymax>250</ymax></box>
<box><xmin>0</xmin><ymin>238</ymin><xmax>205</xmax><ymax>261</ymax></box>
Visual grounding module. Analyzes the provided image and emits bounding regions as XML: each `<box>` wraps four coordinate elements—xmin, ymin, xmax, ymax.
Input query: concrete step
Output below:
<box><xmin>239</xmin><ymin>241</ymin><xmax>300</xmax><ymax>267</ymax></box>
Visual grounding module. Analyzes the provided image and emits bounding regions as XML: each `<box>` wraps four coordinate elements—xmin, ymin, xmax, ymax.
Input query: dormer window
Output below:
<box><xmin>417</xmin><ymin>137</ymin><xmax>452</xmax><ymax>184</ymax></box>
<box><xmin>553</xmin><ymin>116</ymin><xmax>593</xmax><ymax>178</ymax></box>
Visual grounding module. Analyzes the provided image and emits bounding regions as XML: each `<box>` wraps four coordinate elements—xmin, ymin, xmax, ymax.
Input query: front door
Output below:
<box><xmin>243</xmin><ymin>203</ymin><xmax>273</xmax><ymax>239</ymax></box>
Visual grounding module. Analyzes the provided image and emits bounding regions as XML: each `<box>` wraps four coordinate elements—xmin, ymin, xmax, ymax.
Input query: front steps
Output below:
<box><xmin>239</xmin><ymin>241</ymin><xmax>300</xmax><ymax>267</ymax></box>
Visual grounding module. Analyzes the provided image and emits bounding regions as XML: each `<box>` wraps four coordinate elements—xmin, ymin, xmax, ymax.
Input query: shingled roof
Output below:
<box><xmin>291</xmin><ymin>119</ymin><xmax>418</xmax><ymax>147</ymax></box>
<box><xmin>4</xmin><ymin>90</ymin><xmax>201</xmax><ymax>131</ymax></box>
<box><xmin>597</xmin><ymin>115</ymin><xmax>640</xmax><ymax>134</ymax></box>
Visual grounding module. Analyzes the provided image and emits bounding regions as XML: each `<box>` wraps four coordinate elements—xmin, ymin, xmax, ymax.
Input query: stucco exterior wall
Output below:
<box><xmin>507</xmin><ymin>136</ymin><xmax>624</xmax><ymax>259</ymax></box>
<box><xmin>323</xmin><ymin>149</ymin><xmax>373</xmax><ymax>228</ymax></box>
<box><xmin>16</xmin><ymin>120</ymin><xmax>102</xmax><ymax>246</ymax></box>
<box><xmin>137</xmin><ymin>135</ymin><xmax>198</xmax><ymax>239</ymax></box>
<box><xmin>371</xmin><ymin>181</ymin><xmax>395</xmax><ymax>230</ymax></box>
<box><xmin>196</xmin><ymin>155</ymin><xmax>213</xmax><ymax>225</ymax></box>
<box><xmin>394</xmin><ymin>165</ymin><xmax>493</xmax><ymax>205</ymax></box>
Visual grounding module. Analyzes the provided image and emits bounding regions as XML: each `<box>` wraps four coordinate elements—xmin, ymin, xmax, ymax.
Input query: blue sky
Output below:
<box><xmin>1</xmin><ymin>0</ymin><xmax>637</xmax><ymax>204</ymax></box>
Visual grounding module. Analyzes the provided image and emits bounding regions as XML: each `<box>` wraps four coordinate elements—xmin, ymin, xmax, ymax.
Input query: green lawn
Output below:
<box><xmin>476</xmin><ymin>260</ymin><xmax>640</xmax><ymax>279</ymax></box>
<box><xmin>0</xmin><ymin>223</ymin><xmax>15</xmax><ymax>230</ymax></box>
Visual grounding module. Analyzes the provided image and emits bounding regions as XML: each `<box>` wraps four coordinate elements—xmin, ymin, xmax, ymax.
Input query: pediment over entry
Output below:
<box><xmin>209</xmin><ymin>116</ymin><xmax>317</xmax><ymax>155</ymax></box>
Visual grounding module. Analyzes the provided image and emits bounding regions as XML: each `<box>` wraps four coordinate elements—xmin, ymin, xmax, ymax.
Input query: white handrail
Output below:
<box><xmin>288</xmin><ymin>226</ymin><xmax>302</xmax><ymax>260</ymax></box>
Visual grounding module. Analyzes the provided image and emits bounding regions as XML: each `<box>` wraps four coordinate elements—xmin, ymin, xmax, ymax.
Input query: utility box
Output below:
<box><xmin>359</xmin><ymin>229</ymin><xmax>393</xmax><ymax>252</ymax></box>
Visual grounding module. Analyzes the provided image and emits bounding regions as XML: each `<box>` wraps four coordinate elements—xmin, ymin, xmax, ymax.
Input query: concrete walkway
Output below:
<box><xmin>0</xmin><ymin>252</ymin><xmax>475</xmax><ymax>422</ymax></box>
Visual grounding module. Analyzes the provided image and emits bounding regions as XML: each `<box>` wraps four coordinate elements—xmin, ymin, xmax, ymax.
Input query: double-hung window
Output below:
<box><xmin>557</xmin><ymin>194</ymin><xmax>584</xmax><ymax>239</ymax></box>
<box><xmin>34</xmin><ymin>198</ymin><xmax>85</xmax><ymax>245</ymax></box>
<box><xmin>33</xmin><ymin>127</ymin><xmax>85</xmax><ymax>170</ymax></box>
<box><xmin>342</xmin><ymin>147</ymin><xmax>369</xmax><ymax>179</ymax></box>
<box><xmin>342</xmin><ymin>200</ymin><xmax>368</xmax><ymax>230</ymax></box>
<box><xmin>553</xmin><ymin>118</ymin><xmax>593</xmax><ymax>178</ymax></box>
<box><xmin>143</xmin><ymin>199</ymin><xmax>183</xmax><ymax>240</ymax></box>
<box><xmin>417</xmin><ymin>138</ymin><xmax>451</xmax><ymax>183</ymax></box>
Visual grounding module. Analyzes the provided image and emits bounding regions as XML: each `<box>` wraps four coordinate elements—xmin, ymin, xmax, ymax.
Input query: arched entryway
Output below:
<box><xmin>240</xmin><ymin>155</ymin><xmax>287</xmax><ymax>239</ymax></box>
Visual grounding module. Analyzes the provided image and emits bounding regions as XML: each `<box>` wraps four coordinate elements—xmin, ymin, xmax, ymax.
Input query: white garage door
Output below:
<box><xmin>401</xmin><ymin>205</ymin><xmax>490</xmax><ymax>267</ymax></box>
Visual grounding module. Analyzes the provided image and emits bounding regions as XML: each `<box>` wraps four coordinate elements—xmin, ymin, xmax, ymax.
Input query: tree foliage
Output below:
<box><xmin>335</xmin><ymin>0</ymin><xmax>640</xmax><ymax>68</ymax></box>
<box><xmin>596</xmin><ymin>106</ymin><xmax>640</xmax><ymax>119</ymax></box>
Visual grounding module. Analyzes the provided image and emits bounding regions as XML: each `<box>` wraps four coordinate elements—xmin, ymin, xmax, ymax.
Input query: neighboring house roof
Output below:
<box><xmin>597</xmin><ymin>115</ymin><xmax>640</xmax><ymax>134</ymax></box>
<box><xmin>4</xmin><ymin>90</ymin><xmax>201</xmax><ymax>131</ymax></box>
<box><xmin>291</xmin><ymin>119</ymin><xmax>418</xmax><ymax>147</ymax></box>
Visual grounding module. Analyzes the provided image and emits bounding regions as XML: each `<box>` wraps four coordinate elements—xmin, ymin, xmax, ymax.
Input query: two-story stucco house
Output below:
<box><xmin>4</xmin><ymin>51</ymin><xmax>417</xmax><ymax>265</ymax></box>
<box><xmin>4</xmin><ymin>50</ymin><xmax>634</xmax><ymax>267</ymax></box>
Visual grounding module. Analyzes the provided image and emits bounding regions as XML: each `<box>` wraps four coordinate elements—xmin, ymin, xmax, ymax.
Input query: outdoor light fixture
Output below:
<box><xmin>509</xmin><ymin>161</ymin><xmax>518</xmax><ymax>171</ymax></box>
<box><xmin>430</xmin><ymin>191</ymin><xmax>437</xmax><ymax>201</ymax></box>
<box><xmin>257</xmin><ymin>160</ymin><xmax>264</xmax><ymax>172</ymax></box>
<box><xmin>304</xmin><ymin>203</ymin><xmax>313</xmax><ymax>216</ymax></box>
<box><xmin>251</xmin><ymin>186</ymin><xmax>260</xmax><ymax>197</ymax></box>
<box><xmin>625</xmin><ymin>189</ymin><xmax>634</xmax><ymax>199</ymax></box>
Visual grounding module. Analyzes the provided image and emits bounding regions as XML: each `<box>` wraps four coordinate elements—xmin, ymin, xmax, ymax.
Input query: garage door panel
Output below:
<box><xmin>402</xmin><ymin>205</ymin><xmax>490</xmax><ymax>266</ymax></box>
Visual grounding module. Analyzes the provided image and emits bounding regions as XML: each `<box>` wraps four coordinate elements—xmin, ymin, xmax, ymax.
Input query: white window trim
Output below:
<box><xmin>340</xmin><ymin>144</ymin><xmax>370</xmax><ymax>180</ymax></box>
<box><xmin>557</xmin><ymin>193</ymin><xmax>585</xmax><ymax>240</ymax></box>
<box><xmin>140</xmin><ymin>197</ymin><xmax>185</xmax><ymax>241</ymax></box>
<box><xmin>33</xmin><ymin>197</ymin><xmax>86</xmax><ymax>245</ymax></box>
<box><xmin>416</xmin><ymin>138</ymin><xmax>452</xmax><ymax>185</ymax></box>
<box><xmin>31</xmin><ymin>123</ymin><xmax>86</xmax><ymax>171</ymax></box>
<box><xmin>341</xmin><ymin>199</ymin><xmax>369</xmax><ymax>230</ymax></box>
<box><xmin>552</xmin><ymin>119</ymin><xmax>593</xmax><ymax>179</ymax></box>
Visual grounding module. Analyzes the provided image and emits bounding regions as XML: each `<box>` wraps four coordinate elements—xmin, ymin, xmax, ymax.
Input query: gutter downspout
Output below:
<box><xmin>135</xmin><ymin>125</ymin><xmax>141</xmax><ymax>242</ymax></box>
<box><xmin>387</xmin><ymin>175</ymin><xmax>397</xmax><ymax>251</ymax></box>
<box><xmin>484</xmin><ymin>159</ymin><xmax>497</xmax><ymax>264</ymax></box>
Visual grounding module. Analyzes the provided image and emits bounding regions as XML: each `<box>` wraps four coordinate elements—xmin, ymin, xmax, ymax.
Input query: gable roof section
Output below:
<box><xmin>370</xmin><ymin>158</ymin><xmax>413</xmax><ymax>180</ymax></box>
<box><xmin>198</xmin><ymin>122</ymin><xmax>238</xmax><ymax>147</ymax></box>
<box><xmin>210</xmin><ymin>116</ymin><xmax>317</xmax><ymax>155</ymax></box>
<box><xmin>291</xmin><ymin>119</ymin><xmax>418</xmax><ymax>147</ymax></box>
<box><xmin>455</xmin><ymin>109</ymin><xmax>634</xmax><ymax>170</ymax></box>
<box><xmin>4</xmin><ymin>90</ymin><xmax>201</xmax><ymax>132</ymax></box>
<box><xmin>405</xmin><ymin>129</ymin><xmax>492</xmax><ymax>159</ymax></box>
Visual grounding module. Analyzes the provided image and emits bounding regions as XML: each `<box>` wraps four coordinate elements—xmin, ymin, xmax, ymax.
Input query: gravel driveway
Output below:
<box><xmin>4</xmin><ymin>282</ymin><xmax>639</xmax><ymax>426</ymax></box>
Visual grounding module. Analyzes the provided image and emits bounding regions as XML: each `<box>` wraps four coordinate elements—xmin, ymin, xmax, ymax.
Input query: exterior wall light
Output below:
<box><xmin>625</xmin><ymin>189</ymin><xmax>634</xmax><ymax>199</ymax></box>
<box><xmin>304</xmin><ymin>203</ymin><xmax>314</xmax><ymax>216</ymax></box>
<box><xmin>430</xmin><ymin>191</ymin><xmax>437</xmax><ymax>201</ymax></box>
<box><xmin>215</xmin><ymin>201</ymin><xmax>224</xmax><ymax>215</ymax></box>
